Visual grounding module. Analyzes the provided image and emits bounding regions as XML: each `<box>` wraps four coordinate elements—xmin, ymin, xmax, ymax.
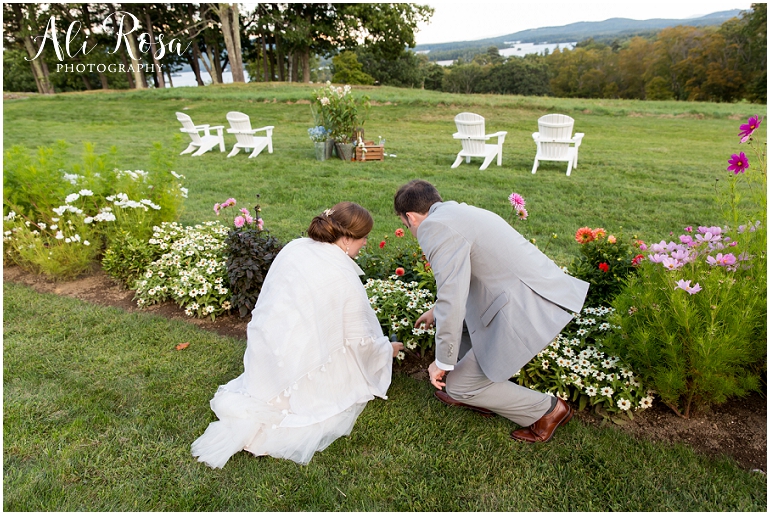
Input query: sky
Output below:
<box><xmin>414</xmin><ymin>0</ymin><xmax>755</xmax><ymax>45</ymax></box>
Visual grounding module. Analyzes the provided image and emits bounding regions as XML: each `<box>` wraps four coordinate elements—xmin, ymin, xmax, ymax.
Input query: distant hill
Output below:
<box><xmin>415</xmin><ymin>9</ymin><xmax>744</xmax><ymax>56</ymax></box>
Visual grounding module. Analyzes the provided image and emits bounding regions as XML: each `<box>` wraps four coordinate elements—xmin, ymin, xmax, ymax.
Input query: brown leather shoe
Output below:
<box><xmin>434</xmin><ymin>390</ymin><xmax>495</xmax><ymax>417</ymax></box>
<box><xmin>510</xmin><ymin>398</ymin><xmax>573</xmax><ymax>443</ymax></box>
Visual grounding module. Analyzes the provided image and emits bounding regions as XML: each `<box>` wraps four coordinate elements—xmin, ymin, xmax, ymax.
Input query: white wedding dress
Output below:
<box><xmin>191</xmin><ymin>238</ymin><xmax>393</xmax><ymax>468</ymax></box>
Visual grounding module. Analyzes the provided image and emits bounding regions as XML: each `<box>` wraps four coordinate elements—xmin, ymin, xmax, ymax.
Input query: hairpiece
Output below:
<box><xmin>323</xmin><ymin>209</ymin><xmax>334</xmax><ymax>217</ymax></box>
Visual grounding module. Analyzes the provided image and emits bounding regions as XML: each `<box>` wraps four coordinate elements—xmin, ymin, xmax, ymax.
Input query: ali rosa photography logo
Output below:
<box><xmin>27</xmin><ymin>10</ymin><xmax>189</xmax><ymax>74</ymax></box>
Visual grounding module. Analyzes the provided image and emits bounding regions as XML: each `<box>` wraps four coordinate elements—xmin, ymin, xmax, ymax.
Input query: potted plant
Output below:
<box><xmin>311</xmin><ymin>81</ymin><xmax>369</xmax><ymax>161</ymax></box>
<box><xmin>308</xmin><ymin>126</ymin><xmax>330</xmax><ymax>161</ymax></box>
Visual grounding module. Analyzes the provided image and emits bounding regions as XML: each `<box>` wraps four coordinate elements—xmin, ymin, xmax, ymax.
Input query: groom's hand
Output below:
<box><xmin>415</xmin><ymin>307</ymin><xmax>435</xmax><ymax>329</ymax></box>
<box><xmin>428</xmin><ymin>361</ymin><xmax>446</xmax><ymax>389</ymax></box>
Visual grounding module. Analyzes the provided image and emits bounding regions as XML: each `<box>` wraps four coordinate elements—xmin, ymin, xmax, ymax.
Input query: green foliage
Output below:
<box><xmin>570</xmin><ymin>228</ymin><xmax>641</xmax><ymax>306</ymax></box>
<box><xmin>225</xmin><ymin>227</ymin><xmax>284</xmax><ymax>318</ymax></box>
<box><xmin>3</xmin><ymin>142</ymin><xmax>186</xmax><ymax>278</ymax></box>
<box><xmin>331</xmin><ymin>51</ymin><xmax>375</xmax><ymax>85</ymax></box>
<box><xmin>134</xmin><ymin>221</ymin><xmax>231</xmax><ymax>319</ymax></box>
<box><xmin>515</xmin><ymin>307</ymin><xmax>653</xmax><ymax>422</ymax></box>
<box><xmin>101</xmin><ymin>231</ymin><xmax>158</xmax><ymax>288</ymax></box>
<box><xmin>356</xmin><ymin>230</ymin><xmax>432</xmax><ymax>289</ymax></box>
<box><xmin>2</xmin><ymin>48</ymin><xmax>38</xmax><ymax>92</ymax></box>
<box><xmin>364</xmin><ymin>278</ymin><xmax>435</xmax><ymax>357</ymax></box>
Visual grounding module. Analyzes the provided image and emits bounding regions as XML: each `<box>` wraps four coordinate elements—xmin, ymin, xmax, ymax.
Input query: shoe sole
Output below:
<box><xmin>434</xmin><ymin>392</ymin><xmax>495</xmax><ymax>417</ymax></box>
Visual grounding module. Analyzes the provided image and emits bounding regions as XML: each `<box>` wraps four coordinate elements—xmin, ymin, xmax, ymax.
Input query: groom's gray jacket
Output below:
<box><xmin>417</xmin><ymin>201</ymin><xmax>589</xmax><ymax>382</ymax></box>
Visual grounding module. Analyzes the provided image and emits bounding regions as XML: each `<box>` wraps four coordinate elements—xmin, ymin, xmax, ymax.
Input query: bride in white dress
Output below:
<box><xmin>191</xmin><ymin>202</ymin><xmax>402</xmax><ymax>468</ymax></box>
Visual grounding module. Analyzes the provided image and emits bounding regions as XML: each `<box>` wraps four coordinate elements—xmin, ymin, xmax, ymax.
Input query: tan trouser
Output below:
<box><xmin>445</xmin><ymin>347</ymin><xmax>552</xmax><ymax>427</ymax></box>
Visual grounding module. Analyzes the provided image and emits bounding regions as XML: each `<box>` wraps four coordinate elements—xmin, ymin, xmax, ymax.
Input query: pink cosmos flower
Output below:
<box><xmin>707</xmin><ymin>253</ymin><xmax>737</xmax><ymax>266</ymax></box>
<box><xmin>739</xmin><ymin>115</ymin><xmax>763</xmax><ymax>143</ymax></box>
<box><xmin>661</xmin><ymin>257</ymin><xmax>683</xmax><ymax>270</ymax></box>
<box><xmin>234</xmin><ymin>216</ymin><xmax>246</xmax><ymax>228</ymax></box>
<box><xmin>684</xmin><ymin>226</ymin><xmax>693</xmax><ymax>232</ymax></box>
<box><xmin>648</xmin><ymin>253</ymin><xmax>667</xmax><ymax>264</ymax></box>
<box><xmin>670</xmin><ymin>249</ymin><xmax>690</xmax><ymax>261</ymax></box>
<box><xmin>679</xmin><ymin>234</ymin><xmax>693</xmax><ymax>245</ymax></box>
<box><xmin>508</xmin><ymin>192</ymin><xmax>526</xmax><ymax>208</ymax></box>
<box><xmin>676</xmin><ymin>279</ymin><xmax>702</xmax><ymax>295</ymax></box>
<box><xmin>517</xmin><ymin>207</ymin><xmax>529</xmax><ymax>220</ymax></box>
<box><xmin>727</xmin><ymin>152</ymin><xmax>749</xmax><ymax>174</ymax></box>
<box><xmin>639</xmin><ymin>243</ymin><xmax>647</xmax><ymax>251</ymax></box>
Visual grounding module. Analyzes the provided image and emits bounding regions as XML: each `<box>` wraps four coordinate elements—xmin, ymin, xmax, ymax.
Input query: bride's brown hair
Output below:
<box><xmin>307</xmin><ymin>202</ymin><xmax>373</xmax><ymax>243</ymax></box>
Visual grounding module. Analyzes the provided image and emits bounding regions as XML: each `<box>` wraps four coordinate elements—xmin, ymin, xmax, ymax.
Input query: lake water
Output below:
<box><xmin>434</xmin><ymin>41</ymin><xmax>576</xmax><ymax>66</ymax></box>
<box><xmin>166</xmin><ymin>69</ymin><xmax>252</xmax><ymax>87</ymax></box>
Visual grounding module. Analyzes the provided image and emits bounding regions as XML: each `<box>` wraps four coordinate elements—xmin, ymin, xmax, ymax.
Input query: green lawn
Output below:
<box><xmin>3</xmin><ymin>84</ymin><xmax>767</xmax><ymax>510</ymax></box>
<box><xmin>3</xmin><ymin>84</ymin><xmax>764</xmax><ymax>264</ymax></box>
<box><xmin>3</xmin><ymin>282</ymin><xmax>766</xmax><ymax>511</ymax></box>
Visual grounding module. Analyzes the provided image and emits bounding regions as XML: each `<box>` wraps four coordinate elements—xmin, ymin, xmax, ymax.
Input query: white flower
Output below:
<box><xmin>600</xmin><ymin>386</ymin><xmax>614</xmax><ymax>397</ymax></box>
<box><xmin>640</xmin><ymin>396</ymin><xmax>653</xmax><ymax>409</ymax></box>
<box><xmin>78</xmin><ymin>189</ymin><xmax>93</xmax><ymax>196</ymax></box>
<box><xmin>541</xmin><ymin>360</ymin><xmax>549</xmax><ymax>370</ymax></box>
<box><xmin>585</xmin><ymin>386</ymin><xmax>597</xmax><ymax>397</ymax></box>
<box><xmin>576</xmin><ymin>328</ymin><xmax>588</xmax><ymax>336</ymax></box>
<box><xmin>617</xmin><ymin>398</ymin><xmax>631</xmax><ymax>411</ymax></box>
<box><xmin>397</xmin><ymin>351</ymin><xmax>405</xmax><ymax>360</ymax></box>
<box><xmin>83</xmin><ymin>240</ymin><xmax>90</xmax><ymax>246</ymax></box>
<box><xmin>55</xmin><ymin>231</ymin><xmax>64</xmax><ymax>240</ymax></box>
<box><xmin>65</xmin><ymin>193</ymin><xmax>80</xmax><ymax>204</ymax></box>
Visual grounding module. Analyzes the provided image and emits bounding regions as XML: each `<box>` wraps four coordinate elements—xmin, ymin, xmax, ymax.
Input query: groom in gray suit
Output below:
<box><xmin>394</xmin><ymin>180</ymin><xmax>589</xmax><ymax>443</ymax></box>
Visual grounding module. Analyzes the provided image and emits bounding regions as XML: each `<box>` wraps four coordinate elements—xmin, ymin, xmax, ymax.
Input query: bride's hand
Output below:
<box><xmin>391</xmin><ymin>341</ymin><xmax>404</xmax><ymax>357</ymax></box>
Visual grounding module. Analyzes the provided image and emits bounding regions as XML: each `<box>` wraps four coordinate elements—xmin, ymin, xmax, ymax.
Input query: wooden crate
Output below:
<box><xmin>354</xmin><ymin>141</ymin><xmax>384</xmax><ymax>162</ymax></box>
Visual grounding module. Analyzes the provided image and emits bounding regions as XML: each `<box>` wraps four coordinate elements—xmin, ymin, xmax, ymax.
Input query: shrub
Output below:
<box><xmin>134</xmin><ymin>221</ymin><xmax>231</xmax><ymax>319</ymax></box>
<box><xmin>515</xmin><ymin>306</ymin><xmax>653</xmax><ymax>422</ymax></box>
<box><xmin>357</xmin><ymin>228</ymin><xmax>433</xmax><ymax>290</ymax></box>
<box><xmin>101</xmin><ymin>231</ymin><xmax>157</xmax><ymax>288</ymax></box>
<box><xmin>570</xmin><ymin>227</ymin><xmax>641</xmax><ymax>306</ymax></box>
<box><xmin>311</xmin><ymin>81</ymin><xmax>370</xmax><ymax>143</ymax></box>
<box><xmin>365</xmin><ymin>277</ymin><xmax>436</xmax><ymax>359</ymax></box>
<box><xmin>3</xmin><ymin>142</ymin><xmax>186</xmax><ymax>278</ymax></box>
<box><xmin>606</xmin><ymin>115</ymin><xmax>767</xmax><ymax>418</ymax></box>
<box><xmin>222</xmin><ymin>197</ymin><xmax>283</xmax><ymax>318</ymax></box>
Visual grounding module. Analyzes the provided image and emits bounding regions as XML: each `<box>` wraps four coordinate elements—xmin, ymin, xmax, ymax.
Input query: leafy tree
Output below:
<box><xmin>2</xmin><ymin>48</ymin><xmax>38</xmax><ymax>92</ymax></box>
<box><xmin>331</xmin><ymin>51</ymin><xmax>374</xmax><ymax>85</ymax></box>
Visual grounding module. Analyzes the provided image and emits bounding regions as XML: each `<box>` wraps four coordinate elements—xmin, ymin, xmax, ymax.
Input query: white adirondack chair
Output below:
<box><xmin>531</xmin><ymin>114</ymin><xmax>584</xmax><ymax>176</ymax></box>
<box><xmin>176</xmin><ymin>112</ymin><xmax>225</xmax><ymax>156</ymax></box>
<box><xmin>451</xmin><ymin>112</ymin><xmax>507</xmax><ymax>171</ymax></box>
<box><xmin>225</xmin><ymin>111</ymin><xmax>274</xmax><ymax>159</ymax></box>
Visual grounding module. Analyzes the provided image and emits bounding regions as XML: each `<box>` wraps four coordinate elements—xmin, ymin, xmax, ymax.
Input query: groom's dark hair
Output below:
<box><xmin>394</xmin><ymin>180</ymin><xmax>442</xmax><ymax>217</ymax></box>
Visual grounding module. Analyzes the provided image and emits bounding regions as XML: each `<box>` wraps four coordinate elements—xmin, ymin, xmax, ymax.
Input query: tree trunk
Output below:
<box><xmin>268</xmin><ymin>34</ymin><xmax>275</xmax><ymax>81</ymax></box>
<box><xmin>189</xmin><ymin>43</ymin><xmax>205</xmax><ymax>86</ymax></box>
<box><xmin>13</xmin><ymin>4</ymin><xmax>54</xmax><ymax>94</ymax></box>
<box><xmin>261</xmin><ymin>32</ymin><xmax>269</xmax><ymax>81</ymax></box>
<box><xmin>125</xmin><ymin>16</ymin><xmax>145</xmax><ymax>89</ymax></box>
<box><xmin>276</xmin><ymin>34</ymin><xmax>285</xmax><ymax>82</ymax></box>
<box><xmin>287</xmin><ymin>51</ymin><xmax>293</xmax><ymax>83</ymax></box>
<box><xmin>108</xmin><ymin>3</ymin><xmax>134</xmax><ymax>88</ymax></box>
<box><xmin>217</xmin><ymin>3</ymin><xmax>245</xmax><ymax>82</ymax></box>
<box><xmin>143</xmin><ymin>9</ymin><xmax>165</xmax><ymax>88</ymax></box>
<box><xmin>301</xmin><ymin>48</ymin><xmax>310</xmax><ymax>83</ymax></box>
<box><xmin>165</xmin><ymin>68</ymin><xmax>174</xmax><ymax>88</ymax></box>
<box><xmin>212</xmin><ymin>40</ymin><xmax>224</xmax><ymax>83</ymax></box>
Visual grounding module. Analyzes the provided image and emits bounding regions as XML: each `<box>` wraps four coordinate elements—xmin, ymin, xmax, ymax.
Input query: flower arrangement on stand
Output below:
<box><xmin>606</xmin><ymin>115</ymin><xmax>767</xmax><ymax>418</ymax></box>
<box><xmin>311</xmin><ymin>81</ymin><xmax>370</xmax><ymax>161</ymax></box>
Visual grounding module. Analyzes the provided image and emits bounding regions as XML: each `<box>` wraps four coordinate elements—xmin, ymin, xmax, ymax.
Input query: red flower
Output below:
<box><xmin>379</xmin><ymin>241</ymin><xmax>386</xmax><ymax>249</ymax></box>
<box><xmin>631</xmin><ymin>254</ymin><xmax>645</xmax><ymax>266</ymax></box>
<box><xmin>575</xmin><ymin>227</ymin><xmax>595</xmax><ymax>244</ymax></box>
<box><xmin>592</xmin><ymin>228</ymin><xmax>607</xmax><ymax>240</ymax></box>
<box><xmin>395</xmin><ymin>228</ymin><xmax>404</xmax><ymax>237</ymax></box>
<box><xmin>598</xmin><ymin>262</ymin><xmax>609</xmax><ymax>273</ymax></box>
<box><xmin>395</xmin><ymin>267</ymin><xmax>405</xmax><ymax>276</ymax></box>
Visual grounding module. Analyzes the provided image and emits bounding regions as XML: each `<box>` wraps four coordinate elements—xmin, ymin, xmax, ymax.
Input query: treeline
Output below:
<box><xmin>3</xmin><ymin>3</ymin><xmax>765</xmax><ymax>104</ymax></box>
<box><xmin>432</xmin><ymin>4</ymin><xmax>766</xmax><ymax>103</ymax></box>
<box><xmin>2</xmin><ymin>3</ymin><xmax>432</xmax><ymax>93</ymax></box>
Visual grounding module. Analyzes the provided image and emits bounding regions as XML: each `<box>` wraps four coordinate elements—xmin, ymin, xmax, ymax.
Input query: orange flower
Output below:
<box><xmin>607</xmin><ymin>235</ymin><xmax>616</xmax><ymax>244</ymax></box>
<box><xmin>592</xmin><ymin>228</ymin><xmax>607</xmax><ymax>240</ymax></box>
<box><xmin>395</xmin><ymin>267</ymin><xmax>405</xmax><ymax>276</ymax></box>
<box><xmin>395</xmin><ymin>228</ymin><xmax>404</xmax><ymax>237</ymax></box>
<box><xmin>575</xmin><ymin>227</ymin><xmax>594</xmax><ymax>244</ymax></box>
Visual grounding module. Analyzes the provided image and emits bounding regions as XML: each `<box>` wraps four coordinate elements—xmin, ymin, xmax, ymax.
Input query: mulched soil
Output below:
<box><xmin>3</xmin><ymin>265</ymin><xmax>767</xmax><ymax>474</ymax></box>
